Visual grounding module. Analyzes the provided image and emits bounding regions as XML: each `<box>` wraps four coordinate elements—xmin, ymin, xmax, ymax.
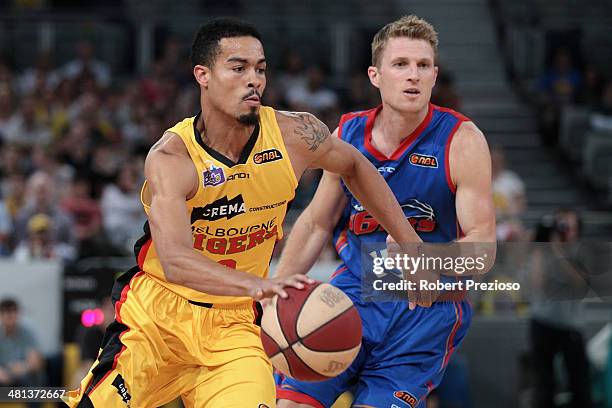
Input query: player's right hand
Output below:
<box><xmin>249</xmin><ymin>274</ymin><xmax>314</xmax><ymax>300</ymax></box>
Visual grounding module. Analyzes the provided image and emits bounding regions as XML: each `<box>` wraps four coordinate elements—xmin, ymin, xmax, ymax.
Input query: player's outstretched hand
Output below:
<box><xmin>386</xmin><ymin>234</ymin><xmax>440</xmax><ymax>310</ymax></box>
<box><xmin>249</xmin><ymin>274</ymin><xmax>314</xmax><ymax>301</ymax></box>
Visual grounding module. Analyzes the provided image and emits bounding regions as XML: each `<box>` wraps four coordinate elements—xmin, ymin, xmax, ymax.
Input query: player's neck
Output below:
<box><xmin>197</xmin><ymin>106</ymin><xmax>256</xmax><ymax>163</ymax></box>
<box><xmin>377</xmin><ymin>103</ymin><xmax>429</xmax><ymax>145</ymax></box>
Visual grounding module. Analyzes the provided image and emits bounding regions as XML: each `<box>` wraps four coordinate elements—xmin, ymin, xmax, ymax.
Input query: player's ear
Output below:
<box><xmin>433</xmin><ymin>65</ymin><xmax>439</xmax><ymax>87</ymax></box>
<box><xmin>367</xmin><ymin>66</ymin><xmax>380</xmax><ymax>89</ymax></box>
<box><xmin>193</xmin><ymin>65</ymin><xmax>211</xmax><ymax>88</ymax></box>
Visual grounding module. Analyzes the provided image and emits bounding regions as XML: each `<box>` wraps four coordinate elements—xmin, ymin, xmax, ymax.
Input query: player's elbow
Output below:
<box><xmin>477</xmin><ymin>236</ymin><xmax>497</xmax><ymax>275</ymax></box>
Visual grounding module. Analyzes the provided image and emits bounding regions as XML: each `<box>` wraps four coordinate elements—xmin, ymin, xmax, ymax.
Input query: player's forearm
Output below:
<box><xmin>419</xmin><ymin>229</ymin><xmax>497</xmax><ymax>277</ymax></box>
<box><xmin>460</xmin><ymin>226</ymin><xmax>496</xmax><ymax>270</ymax></box>
<box><xmin>162</xmin><ymin>247</ymin><xmax>259</xmax><ymax>296</ymax></box>
<box><xmin>343</xmin><ymin>156</ymin><xmax>421</xmax><ymax>245</ymax></box>
<box><xmin>276</xmin><ymin>212</ymin><xmax>331</xmax><ymax>278</ymax></box>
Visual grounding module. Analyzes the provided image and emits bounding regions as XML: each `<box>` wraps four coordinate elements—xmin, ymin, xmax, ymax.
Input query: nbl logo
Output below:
<box><xmin>393</xmin><ymin>390</ymin><xmax>418</xmax><ymax>407</ymax></box>
<box><xmin>409</xmin><ymin>153</ymin><xmax>438</xmax><ymax>168</ymax></box>
<box><xmin>253</xmin><ymin>149</ymin><xmax>283</xmax><ymax>164</ymax></box>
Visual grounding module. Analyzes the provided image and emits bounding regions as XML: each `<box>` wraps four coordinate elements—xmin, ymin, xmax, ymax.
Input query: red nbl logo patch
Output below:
<box><xmin>393</xmin><ymin>390</ymin><xmax>418</xmax><ymax>407</ymax></box>
<box><xmin>409</xmin><ymin>153</ymin><xmax>438</xmax><ymax>168</ymax></box>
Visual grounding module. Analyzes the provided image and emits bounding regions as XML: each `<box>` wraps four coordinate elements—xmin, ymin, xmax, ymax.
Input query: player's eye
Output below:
<box><xmin>257</xmin><ymin>67</ymin><xmax>266</xmax><ymax>74</ymax></box>
<box><xmin>394</xmin><ymin>61</ymin><xmax>407</xmax><ymax>67</ymax></box>
<box><xmin>418</xmin><ymin>62</ymin><xmax>430</xmax><ymax>68</ymax></box>
<box><xmin>233</xmin><ymin>66</ymin><xmax>245</xmax><ymax>73</ymax></box>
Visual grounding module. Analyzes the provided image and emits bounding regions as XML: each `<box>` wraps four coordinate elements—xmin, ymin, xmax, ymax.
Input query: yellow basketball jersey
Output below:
<box><xmin>136</xmin><ymin>106</ymin><xmax>298</xmax><ymax>304</ymax></box>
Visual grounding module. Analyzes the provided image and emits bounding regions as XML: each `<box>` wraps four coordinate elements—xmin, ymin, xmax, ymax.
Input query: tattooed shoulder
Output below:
<box><xmin>278</xmin><ymin>111</ymin><xmax>329</xmax><ymax>152</ymax></box>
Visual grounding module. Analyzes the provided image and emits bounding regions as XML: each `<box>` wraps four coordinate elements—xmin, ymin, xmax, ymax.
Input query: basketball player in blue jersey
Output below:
<box><xmin>275</xmin><ymin>15</ymin><xmax>496</xmax><ymax>407</ymax></box>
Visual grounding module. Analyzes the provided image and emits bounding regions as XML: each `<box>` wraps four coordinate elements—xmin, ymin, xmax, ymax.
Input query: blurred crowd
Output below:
<box><xmin>534</xmin><ymin>46</ymin><xmax>612</xmax><ymax>146</ymax></box>
<box><xmin>0</xmin><ymin>40</ymin><xmax>190</xmax><ymax>262</ymax></box>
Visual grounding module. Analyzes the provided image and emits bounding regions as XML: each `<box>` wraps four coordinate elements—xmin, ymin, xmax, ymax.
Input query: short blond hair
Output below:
<box><xmin>371</xmin><ymin>15</ymin><xmax>438</xmax><ymax>66</ymax></box>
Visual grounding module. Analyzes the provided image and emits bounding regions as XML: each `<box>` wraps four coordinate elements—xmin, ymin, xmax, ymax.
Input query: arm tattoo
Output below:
<box><xmin>281</xmin><ymin>111</ymin><xmax>329</xmax><ymax>152</ymax></box>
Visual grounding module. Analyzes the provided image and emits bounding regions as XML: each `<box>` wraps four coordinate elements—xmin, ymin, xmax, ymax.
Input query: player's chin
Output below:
<box><xmin>396</xmin><ymin>98</ymin><xmax>427</xmax><ymax>114</ymax></box>
<box><xmin>237</xmin><ymin>108</ymin><xmax>260</xmax><ymax>126</ymax></box>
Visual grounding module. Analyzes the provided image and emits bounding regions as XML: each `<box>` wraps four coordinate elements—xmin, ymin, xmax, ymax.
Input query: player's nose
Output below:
<box><xmin>247</xmin><ymin>68</ymin><xmax>264</xmax><ymax>89</ymax></box>
<box><xmin>406</xmin><ymin>63</ymin><xmax>419</xmax><ymax>82</ymax></box>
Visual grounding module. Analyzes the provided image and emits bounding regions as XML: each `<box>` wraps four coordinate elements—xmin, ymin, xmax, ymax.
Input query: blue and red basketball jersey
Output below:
<box><xmin>332</xmin><ymin>103</ymin><xmax>469</xmax><ymax>281</ymax></box>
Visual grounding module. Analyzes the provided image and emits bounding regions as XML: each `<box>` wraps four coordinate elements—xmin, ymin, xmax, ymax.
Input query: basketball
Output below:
<box><xmin>260</xmin><ymin>281</ymin><xmax>362</xmax><ymax>382</ymax></box>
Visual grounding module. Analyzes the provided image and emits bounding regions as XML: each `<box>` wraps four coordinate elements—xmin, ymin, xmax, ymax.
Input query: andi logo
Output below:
<box><xmin>203</xmin><ymin>165</ymin><xmax>225</xmax><ymax>187</ymax></box>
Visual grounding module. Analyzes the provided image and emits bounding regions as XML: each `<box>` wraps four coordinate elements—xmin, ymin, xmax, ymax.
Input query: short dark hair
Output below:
<box><xmin>190</xmin><ymin>18</ymin><xmax>262</xmax><ymax>68</ymax></box>
<box><xmin>0</xmin><ymin>298</ymin><xmax>18</xmax><ymax>312</ymax></box>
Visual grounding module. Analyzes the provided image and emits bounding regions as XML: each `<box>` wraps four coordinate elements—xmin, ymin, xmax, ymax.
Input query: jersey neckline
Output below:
<box><xmin>364</xmin><ymin>103</ymin><xmax>434</xmax><ymax>162</ymax></box>
<box><xmin>192</xmin><ymin>111</ymin><xmax>260</xmax><ymax>168</ymax></box>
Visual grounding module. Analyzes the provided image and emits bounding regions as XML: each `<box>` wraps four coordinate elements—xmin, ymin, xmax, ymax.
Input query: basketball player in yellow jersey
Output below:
<box><xmin>65</xmin><ymin>18</ymin><xmax>421</xmax><ymax>408</ymax></box>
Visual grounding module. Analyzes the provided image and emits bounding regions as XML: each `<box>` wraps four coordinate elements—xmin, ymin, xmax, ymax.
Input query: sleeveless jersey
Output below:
<box><xmin>332</xmin><ymin>103</ymin><xmax>469</xmax><ymax>280</ymax></box>
<box><xmin>136</xmin><ymin>106</ymin><xmax>298</xmax><ymax>304</ymax></box>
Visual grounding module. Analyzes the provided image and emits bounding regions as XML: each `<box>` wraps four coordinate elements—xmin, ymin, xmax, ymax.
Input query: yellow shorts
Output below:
<box><xmin>64</xmin><ymin>267</ymin><xmax>275</xmax><ymax>408</ymax></box>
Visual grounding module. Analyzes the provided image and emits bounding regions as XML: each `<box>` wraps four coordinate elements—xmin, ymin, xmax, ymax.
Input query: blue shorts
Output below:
<box><xmin>276</xmin><ymin>265</ymin><xmax>472</xmax><ymax>407</ymax></box>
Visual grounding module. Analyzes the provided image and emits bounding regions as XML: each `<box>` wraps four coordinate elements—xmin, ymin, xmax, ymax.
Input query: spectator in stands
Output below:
<box><xmin>100</xmin><ymin>162</ymin><xmax>146</xmax><ymax>249</ymax></box>
<box><xmin>58</xmin><ymin>41</ymin><xmax>111</xmax><ymax>88</ymax></box>
<box><xmin>131</xmin><ymin>113</ymin><xmax>164</xmax><ymax>157</ymax></box>
<box><xmin>2</xmin><ymin>95</ymin><xmax>51</xmax><ymax>148</ymax></box>
<box><xmin>48</xmin><ymin>78</ymin><xmax>78</xmax><ymax>138</ymax></box>
<box><xmin>538</xmin><ymin>48</ymin><xmax>582</xmax><ymax>104</ymax></box>
<box><xmin>286</xmin><ymin>64</ymin><xmax>339</xmax><ymax>115</ymax></box>
<box><xmin>0</xmin><ymin>61</ymin><xmax>15</xmax><ymax>96</ymax></box>
<box><xmin>18</xmin><ymin>51</ymin><xmax>60</xmax><ymax>97</ymax></box>
<box><xmin>344</xmin><ymin>71</ymin><xmax>380</xmax><ymax>112</ymax></box>
<box><xmin>277</xmin><ymin>50</ymin><xmax>308</xmax><ymax>96</ymax></box>
<box><xmin>579</xmin><ymin>65</ymin><xmax>603</xmax><ymax>109</ymax></box>
<box><xmin>14</xmin><ymin>171</ymin><xmax>74</xmax><ymax>246</ymax></box>
<box><xmin>157</xmin><ymin>36</ymin><xmax>185</xmax><ymax>79</ymax></box>
<box><xmin>491</xmin><ymin>146</ymin><xmax>527</xmax><ymax>241</ymax></box>
<box><xmin>590</xmin><ymin>80</ymin><xmax>612</xmax><ymax>132</ymax></box>
<box><xmin>0</xmin><ymin>298</ymin><xmax>44</xmax><ymax>387</ymax></box>
<box><xmin>431</xmin><ymin>70</ymin><xmax>462</xmax><ymax>111</ymax></box>
<box><xmin>0</xmin><ymin>84</ymin><xmax>17</xmax><ymax>139</ymax></box>
<box><xmin>119</xmin><ymin>97</ymin><xmax>150</xmax><ymax>150</ymax></box>
<box><xmin>530</xmin><ymin>208</ymin><xmax>592</xmax><ymax>408</ymax></box>
<box><xmin>68</xmin><ymin>91</ymin><xmax>118</xmax><ymax>144</ymax></box>
<box><xmin>1</xmin><ymin>173</ymin><xmax>26</xmax><ymax>222</ymax></box>
<box><xmin>88</xmin><ymin>144</ymin><xmax>125</xmax><ymax>198</ymax></box>
<box><xmin>29</xmin><ymin>145</ymin><xmax>74</xmax><ymax>194</ymax></box>
<box><xmin>536</xmin><ymin>48</ymin><xmax>583</xmax><ymax>145</ymax></box>
<box><xmin>55</xmin><ymin>119</ymin><xmax>94</xmax><ymax>177</ymax></box>
<box><xmin>61</xmin><ymin>175</ymin><xmax>102</xmax><ymax>244</ymax></box>
<box><xmin>13</xmin><ymin>213</ymin><xmax>76</xmax><ymax>262</ymax></box>
<box><xmin>0</xmin><ymin>143</ymin><xmax>28</xmax><ymax>181</ymax></box>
